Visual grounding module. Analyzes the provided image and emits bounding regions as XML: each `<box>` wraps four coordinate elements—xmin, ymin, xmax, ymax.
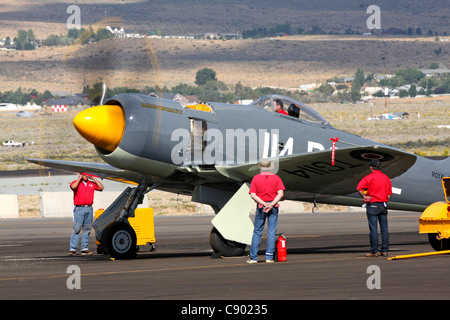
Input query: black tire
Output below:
<box><xmin>428</xmin><ymin>233</ymin><xmax>450</xmax><ymax>251</ymax></box>
<box><xmin>209</xmin><ymin>227</ymin><xmax>246</xmax><ymax>257</ymax></box>
<box><xmin>101</xmin><ymin>222</ymin><xmax>137</xmax><ymax>259</ymax></box>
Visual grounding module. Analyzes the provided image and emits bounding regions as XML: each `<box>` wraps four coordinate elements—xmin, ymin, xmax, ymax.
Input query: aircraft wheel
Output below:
<box><xmin>101</xmin><ymin>222</ymin><xmax>137</xmax><ymax>259</ymax></box>
<box><xmin>210</xmin><ymin>227</ymin><xmax>246</xmax><ymax>257</ymax></box>
<box><xmin>428</xmin><ymin>233</ymin><xmax>450</xmax><ymax>251</ymax></box>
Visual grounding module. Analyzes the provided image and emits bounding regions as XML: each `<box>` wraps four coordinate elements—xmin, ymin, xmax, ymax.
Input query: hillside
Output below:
<box><xmin>0</xmin><ymin>0</ymin><xmax>449</xmax><ymax>93</ymax></box>
<box><xmin>1</xmin><ymin>0</ymin><xmax>449</xmax><ymax>38</ymax></box>
<box><xmin>1</xmin><ymin>36</ymin><xmax>449</xmax><ymax>93</ymax></box>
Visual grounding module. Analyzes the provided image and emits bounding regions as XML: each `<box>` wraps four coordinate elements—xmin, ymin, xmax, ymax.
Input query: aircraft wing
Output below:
<box><xmin>27</xmin><ymin>158</ymin><xmax>148</xmax><ymax>185</ymax></box>
<box><xmin>215</xmin><ymin>146</ymin><xmax>417</xmax><ymax>196</ymax></box>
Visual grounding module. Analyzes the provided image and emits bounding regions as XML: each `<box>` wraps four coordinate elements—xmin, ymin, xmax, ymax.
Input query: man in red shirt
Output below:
<box><xmin>357</xmin><ymin>159</ymin><xmax>392</xmax><ymax>257</ymax></box>
<box><xmin>274</xmin><ymin>99</ymin><xmax>288</xmax><ymax>115</ymax></box>
<box><xmin>247</xmin><ymin>159</ymin><xmax>285</xmax><ymax>263</ymax></box>
<box><xmin>69</xmin><ymin>173</ymin><xmax>104</xmax><ymax>256</ymax></box>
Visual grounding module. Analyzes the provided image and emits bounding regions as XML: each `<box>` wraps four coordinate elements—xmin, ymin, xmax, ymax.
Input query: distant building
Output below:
<box><xmin>106</xmin><ymin>26</ymin><xmax>145</xmax><ymax>39</ymax></box>
<box><xmin>363</xmin><ymin>86</ymin><xmax>383</xmax><ymax>95</ymax></box>
<box><xmin>106</xmin><ymin>26</ymin><xmax>126</xmax><ymax>38</ymax></box>
<box><xmin>299</xmin><ymin>83</ymin><xmax>319</xmax><ymax>92</ymax></box>
<box><xmin>419</xmin><ymin>68</ymin><xmax>450</xmax><ymax>77</ymax></box>
<box><xmin>44</xmin><ymin>96</ymin><xmax>94</xmax><ymax>111</ymax></box>
<box><xmin>389</xmin><ymin>85</ymin><xmax>423</xmax><ymax>96</ymax></box>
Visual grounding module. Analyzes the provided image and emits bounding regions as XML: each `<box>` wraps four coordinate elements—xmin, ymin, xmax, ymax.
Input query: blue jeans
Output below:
<box><xmin>70</xmin><ymin>206</ymin><xmax>93</xmax><ymax>252</ymax></box>
<box><xmin>366</xmin><ymin>203</ymin><xmax>389</xmax><ymax>253</ymax></box>
<box><xmin>249</xmin><ymin>205</ymin><xmax>279</xmax><ymax>261</ymax></box>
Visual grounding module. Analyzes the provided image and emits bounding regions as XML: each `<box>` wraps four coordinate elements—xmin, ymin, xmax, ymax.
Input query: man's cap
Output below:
<box><xmin>259</xmin><ymin>158</ymin><xmax>274</xmax><ymax>170</ymax></box>
<box><xmin>369</xmin><ymin>159</ymin><xmax>381</xmax><ymax>168</ymax></box>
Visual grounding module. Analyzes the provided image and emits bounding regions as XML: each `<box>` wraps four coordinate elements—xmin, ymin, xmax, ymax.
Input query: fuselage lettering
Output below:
<box><xmin>432</xmin><ymin>171</ymin><xmax>447</xmax><ymax>179</ymax></box>
<box><xmin>141</xmin><ymin>102</ymin><xmax>183</xmax><ymax>114</ymax></box>
<box><xmin>171</xmin><ymin>125</ymin><xmax>293</xmax><ymax>165</ymax></box>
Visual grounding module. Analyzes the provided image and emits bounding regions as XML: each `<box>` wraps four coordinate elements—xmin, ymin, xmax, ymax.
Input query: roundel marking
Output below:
<box><xmin>349</xmin><ymin>149</ymin><xmax>394</xmax><ymax>162</ymax></box>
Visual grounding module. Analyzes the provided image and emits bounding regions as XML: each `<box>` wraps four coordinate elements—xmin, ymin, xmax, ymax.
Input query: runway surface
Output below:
<box><xmin>1</xmin><ymin>211</ymin><xmax>449</xmax><ymax>304</ymax></box>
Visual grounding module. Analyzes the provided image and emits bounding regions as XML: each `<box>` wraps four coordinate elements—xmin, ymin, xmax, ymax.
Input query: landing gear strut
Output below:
<box><xmin>312</xmin><ymin>194</ymin><xmax>320</xmax><ymax>213</ymax></box>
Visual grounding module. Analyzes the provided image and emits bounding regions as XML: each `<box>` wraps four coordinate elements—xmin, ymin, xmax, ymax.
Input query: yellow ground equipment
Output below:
<box><xmin>418</xmin><ymin>177</ymin><xmax>450</xmax><ymax>251</ymax></box>
<box><xmin>388</xmin><ymin>178</ymin><xmax>450</xmax><ymax>260</ymax></box>
<box><xmin>95</xmin><ymin>207</ymin><xmax>156</xmax><ymax>257</ymax></box>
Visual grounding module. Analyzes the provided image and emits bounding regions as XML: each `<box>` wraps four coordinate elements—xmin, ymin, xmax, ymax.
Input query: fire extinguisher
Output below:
<box><xmin>275</xmin><ymin>233</ymin><xmax>287</xmax><ymax>262</ymax></box>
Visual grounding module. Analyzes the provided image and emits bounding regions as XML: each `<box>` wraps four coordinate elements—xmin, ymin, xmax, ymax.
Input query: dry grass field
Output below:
<box><xmin>1</xmin><ymin>96</ymin><xmax>448</xmax><ymax>172</ymax></box>
<box><xmin>313</xmin><ymin>97</ymin><xmax>450</xmax><ymax>156</ymax></box>
<box><xmin>0</xmin><ymin>110</ymin><xmax>96</xmax><ymax>171</ymax></box>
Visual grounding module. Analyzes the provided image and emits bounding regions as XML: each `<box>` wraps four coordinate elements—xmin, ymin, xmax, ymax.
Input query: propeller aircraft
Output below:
<box><xmin>28</xmin><ymin>94</ymin><xmax>450</xmax><ymax>258</ymax></box>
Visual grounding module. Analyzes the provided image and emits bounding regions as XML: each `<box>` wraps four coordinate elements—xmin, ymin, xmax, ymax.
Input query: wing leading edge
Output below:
<box><xmin>27</xmin><ymin>158</ymin><xmax>147</xmax><ymax>185</ymax></box>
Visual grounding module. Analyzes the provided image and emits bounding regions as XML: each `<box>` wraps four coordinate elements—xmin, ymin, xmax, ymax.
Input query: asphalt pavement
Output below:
<box><xmin>1</xmin><ymin>210</ymin><xmax>449</xmax><ymax>307</ymax></box>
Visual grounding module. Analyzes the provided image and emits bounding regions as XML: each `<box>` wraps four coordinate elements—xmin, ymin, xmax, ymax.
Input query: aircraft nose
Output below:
<box><xmin>73</xmin><ymin>104</ymin><xmax>125</xmax><ymax>152</ymax></box>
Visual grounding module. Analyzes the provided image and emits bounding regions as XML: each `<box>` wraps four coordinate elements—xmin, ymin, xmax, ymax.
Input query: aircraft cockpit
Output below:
<box><xmin>251</xmin><ymin>95</ymin><xmax>333</xmax><ymax>128</ymax></box>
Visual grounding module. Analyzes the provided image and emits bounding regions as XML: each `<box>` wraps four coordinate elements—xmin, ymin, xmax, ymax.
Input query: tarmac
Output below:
<box><xmin>1</xmin><ymin>210</ymin><xmax>449</xmax><ymax>305</ymax></box>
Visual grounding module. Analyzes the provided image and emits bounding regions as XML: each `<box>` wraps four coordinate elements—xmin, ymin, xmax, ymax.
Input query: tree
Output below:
<box><xmin>195</xmin><ymin>68</ymin><xmax>217</xmax><ymax>85</ymax></box>
<box><xmin>396</xmin><ymin>68</ymin><xmax>424</xmax><ymax>84</ymax></box>
<box><xmin>408</xmin><ymin>84</ymin><xmax>417</xmax><ymax>97</ymax></box>
<box><xmin>15</xmin><ymin>29</ymin><xmax>36</xmax><ymax>50</ymax></box>
<box><xmin>316</xmin><ymin>83</ymin><xmax>334</xmax><ymax>97</ymax></box>
<box><xmin>350</xmin><ymin>68</ymin><xmax>364</xmax><ymax>102</ymax></box>
<box><xmin>86</xmin><ymin>82</ymin><xmax>107</xmax><ymax>104</ymax></box>
<box><xmin>353</xmin><ymin>68</ymin><xmax>365</xmax><ymax>88</ymax></box>
<box><xmin>399</xmin><ymin>89</ymin><xmax>409</xmax><ymax>98</ymax></box>
<box><xmin>95</xmin><ymin>28</ymin><xmax>114</xmax><ymax>41</ymax></box>
<box><xmin>350</xmin><ymin>86</ymin><xmax>361</xmax><ymax>102</ymax></box>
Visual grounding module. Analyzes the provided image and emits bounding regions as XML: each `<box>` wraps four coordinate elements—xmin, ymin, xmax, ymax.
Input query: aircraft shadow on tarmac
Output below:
<box><xmin>58</xmin><ymin>238</ymin><xmax>429</xmax><ymax>261</ymax></box>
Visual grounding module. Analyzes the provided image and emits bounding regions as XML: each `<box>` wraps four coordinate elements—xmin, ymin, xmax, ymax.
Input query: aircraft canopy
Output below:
<box><xmin>251</xmin><ymin>95</ymin><xmax>332</xmax><ymax>128</ymax></box>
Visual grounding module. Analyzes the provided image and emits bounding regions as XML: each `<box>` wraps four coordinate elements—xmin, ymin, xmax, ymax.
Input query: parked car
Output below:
<box><xmin>2</xmin><ymin>140</ymin><xmax>25</xmax><ymax>147</ymax></box>
<box><xmin>16</xmin><ymin>111</ymin><xmax>35</xmax><ymax>117</ymax></box>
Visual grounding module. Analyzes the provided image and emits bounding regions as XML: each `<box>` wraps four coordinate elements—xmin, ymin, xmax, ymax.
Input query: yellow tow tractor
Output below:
<box><xmin>419</xmin><ymin>177</ymin><xmax>450</xmax><ymax>251</ymax></box>
<box><xmin>389</xmin><ymin>177</ymin><xmax>450</xmax><ymax>260</ymax></box>
<box><xmin>95</xmin><ymin>207</ymin><xmax>156</xmax><ymax>258</ymax></box>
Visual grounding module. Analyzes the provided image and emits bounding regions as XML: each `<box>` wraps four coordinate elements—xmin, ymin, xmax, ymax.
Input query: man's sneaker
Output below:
<box><xmin>266</xmin><ymin>259</ymin><xmax>275</xmax><ymax>263</ymax></box>
<box><xmin>69</xmin><ymin>251</ymin><xmax>76</xmax><ymax>256</ymax></box>
<box><xmin>379</xmin><ymin>252</ymin><xmax>388</xmax><ymax>257</ymax></box>
<box><xmin>247</xmin><ymin>259</ymin><xmax>258</xmax><ymax>264</ymax></box>
<box><xmin>81</xmin><ymin>250</ymin><xmax>93</xmax><ymax>256</ymax></box>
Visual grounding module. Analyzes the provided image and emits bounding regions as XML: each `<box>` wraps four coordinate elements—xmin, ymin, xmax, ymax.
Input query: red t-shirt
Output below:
<box><xmin>356</xmin><ymin>170</ymin><xmax>392</xmax><ymax>203</ymax></box>
<box><xmin>71</xmin><ymin>180</ymin><xmax>100</xmax><ymax>205</ymax></box>
<box><xmin>249</xmin><ymin>172</ymin><xmax>285</xmax><ymax>201</ymax></box>
<box><xmin>277</xmin><ymin>109</ymin><xmax>288</xmax><ymax>115</ymax></box>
